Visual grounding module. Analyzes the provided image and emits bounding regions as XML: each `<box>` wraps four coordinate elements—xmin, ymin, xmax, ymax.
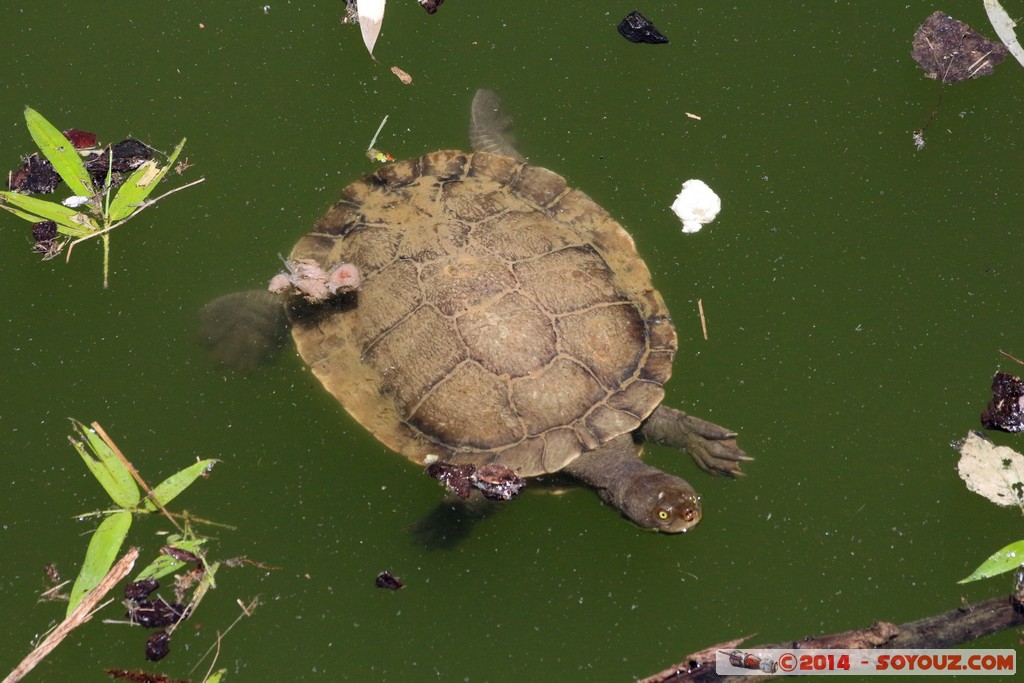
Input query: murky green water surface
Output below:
<box><xmin>2</xmin><ymin>2</ymin><xmax>1022</xmax><ymax>681</ymax></box>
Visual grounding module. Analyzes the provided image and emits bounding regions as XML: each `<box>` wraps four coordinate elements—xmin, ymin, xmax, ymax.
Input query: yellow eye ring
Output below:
<box><xmin>657</xmin><ymin>510</ymin><xmax>670</xmax><ymax>520</ymax></box>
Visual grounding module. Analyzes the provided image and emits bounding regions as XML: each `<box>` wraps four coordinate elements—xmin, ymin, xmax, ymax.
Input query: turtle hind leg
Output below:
<box><xmin>639</xmin><ymin>405</ymin><xmax>751</xmax><ymax>477</ymax></box>
<box><xmin>197</xmin><ymin>289</ymin><xmax>288</xmax><ymax>372</ymax></box>
<box><xmin>469</xmin><ymin>89</ymin><xmax>526</xmax><ymax>161</ymax></box>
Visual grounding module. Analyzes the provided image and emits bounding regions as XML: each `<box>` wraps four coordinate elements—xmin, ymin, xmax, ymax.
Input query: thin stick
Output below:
<box><xmin>999</xmin><ymin>349</ymin><xmax>1024</xmax><ymax>366</ymax></box>
<box><xmin>65</xmin><ymin>177</ymin><xmax>206</xmax><ymax>262</ymax></box>
<box><xmin>697</xmin><ymin>298</ymin><xmax>709</xmax><ymax>341</ymax></box>
<box><xmin>367</xmin><ymin>115</ymin><xmax>389</xmax><ymax>151</ymax></box>
<box><xmin>189</xmin><ymin>597</ymin><xmax>261</xmax><ymax>677</ymax></box>
<box><xmin>3</xmin><ymin>547</ymin><xmax>139</xmax><ymax>683</ymax></box>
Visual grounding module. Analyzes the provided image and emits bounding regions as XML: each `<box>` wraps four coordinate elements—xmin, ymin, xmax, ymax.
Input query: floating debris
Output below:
<box><xmin>617</xmin><ymin>11</ymin><xmax>668</xmax><ymax>44</ymax></box>
<box><xmin>126</xmin><ymin>598</ymin><xmax>190</xmax><ymax>629</ymax></box>
<box><xmin>268</xmin><ymin>256</ymin><xmax>362</xmax><ymax>303</ymax></box>
<box><xmin>124</xmin><ymin>578</ymin><xmax>160</xmax><ymax>601</ymax></box>
<box><xmin>31</xmin><ymin>220</ymin><xmax>59</xmax><ymax>257</ymax></box>
<box><xmin>981</xmin><ymin>371</ymin><xmax>1024</xmax><ymax>432</ymax></box>
<box><xmin>912</xmin><ymin>11</ymin><xmax>1007</xmax><ymax>82</ymax></box>
<box><xmin>957</xmin><ymin>431</ymin><xmax>1024</xmax><ymax>507</ymax></box>
<box><xmin>106</xmin><ymin>668</ymin><xmax>191</xmax><ymax>683</ymax></box>
<box><xmin>983</xmin><ymin>0</ymin><xmax>1024</xmax><ymax>68</ymax></box>
<box><xmin>391</xmin><ymin>65</ymin><xmax>413</xmax><ymax>85</ymax></box>
<box><xmin>418</xmin><ymin>0</ymin><xmax>443</xmax><ymax>14</ymax></box>
<box><xmin>425</xmin><ymin>461</ymin><xmax>476</xmax><ymax>499</ymax></box>
<box><xmin>424</xmin><ymin>460</ymin><xmax>525</xmax><ymax>501</ymax></box>
<box><xmin>8</xmin><ymin>154</ymin><xmax>61</xmax><ymax>194</ymax></box>
<box><xmin>472</xmin><ymin>464</ymin><xmax>526</xmax><ymax>501</ymax></box>
<box><xmin>160</xmin><ymin>545</ymin><xmax>200</xmax><ymax>565</ymax></box>
<box><xmin>62</xmin><ymin>128</ymin><xmax>98</xmax><ymax>150</ymax></box>
<box><xmin>365</xmin><ymin>115</ymin><xmax>395</xmax><ymax>163</ymax></box>
<box><xmin>145</xmin><ymin>631</ymin><xmax>171</xmax><ymax>662</ymax></box>
<box><xmin>357</xmin><ymin>0</ymin><xmax>386</xmax><ymax>56</ymax></box>
<box><xmin>671</xmin><ymin>179</ymin><xmax>721</xmax><ymax>233</ymax></box>
<box><xmin>375</xmin><ymin>570</ymin><xmax>404</xmax><ymax>590</ymax></box>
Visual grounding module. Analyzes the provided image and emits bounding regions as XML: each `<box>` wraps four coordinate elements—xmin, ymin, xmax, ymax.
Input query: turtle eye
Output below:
<box><xmin>656</xmin><ymin>508</ymin><xmax>670</xmax><ymax>521</ymax></box>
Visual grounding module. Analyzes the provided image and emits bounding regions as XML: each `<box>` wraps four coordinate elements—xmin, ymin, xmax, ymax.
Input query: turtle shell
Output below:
<box><xmin>287</xmin><ymin>150</ymin><xmax>677</xmax><ymax>477</ymax></box>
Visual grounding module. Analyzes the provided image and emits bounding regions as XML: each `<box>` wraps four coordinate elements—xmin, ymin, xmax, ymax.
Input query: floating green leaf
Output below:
<box><xmin>24</xmin><ymin>107</ymin><xmax>94</xmax><ymax>198</ymax></box>
<box><xmin>66</xmin><ymin>510</ymin><xmax>132</xmax><ymax>616</ymax></box>
<box><xmin>143</xmin><ymin>458</ymin><xmax>219</xmax><ymax>512</ymax></box>
<box><xmin>107</xmin><ymin>138</ymin><xmax>186</xmax><ymax>221</ymax></box>
<box><xmin>135</xmin><ymin>537</ymin><xmax>207</xmax><ymax>582</ymax></box>
<box><xmin>205</xmin><ymin>669</ymin><xmax>227</xmax><ymax>683</ymax></box>
<box><xmin>959</xmin><ymin>540</ymin><xmax>1024</xmax><ymax>583</ymax></box>
<box><xmin>0</xmin><ymin>190</ymin><xmax>98</xmax><ymax>236</ymax></box>
<box><xmin>69</xmin><ymin>419</ymin><xmax>140</xmax><ymax>510</ymax></box>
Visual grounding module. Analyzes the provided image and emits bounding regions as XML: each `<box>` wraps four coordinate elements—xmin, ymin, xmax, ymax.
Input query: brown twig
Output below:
<box><xmin>998</xmin><ymin>349</ymin><xmax>1024</xmax><ymax>367</ymax></box>
<box><xmin>3</xmin><ymin>547</ymin><xmax>139</xmax><ymax>683</ymax></box>
<box><xmin>638</xmin><ymin>594</ymin><xmax>1024</xmax><ymax>682</ymax></box>
<box><xmin>64</xmin><ymin>177</ymin><xmax>206</xmax><ymax>262</ymax></box>
<box><xmin>697</xmin><ymin>299</ymin><xmax>708</xmax><ymax>341</ymax></box>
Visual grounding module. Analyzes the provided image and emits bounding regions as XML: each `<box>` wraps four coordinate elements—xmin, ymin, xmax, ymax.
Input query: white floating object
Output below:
<box><xmin>984</xmin><ymin>0</ymin><xmax>1024</xmax><ymax>68</ymax></box>
<box><xmin>358</xmin><ymin>0</ymin><xmax>386</xmax><ymax>56</ymax></box>
<box><xmin>62</xmin><ymin>195</ymin><xmax>90</xmax><ymax>208</ymax></box>
<box><xmin>671</xmin><ymin>179</ymin><xmax>720</xmax><ymax>233</ymax></box>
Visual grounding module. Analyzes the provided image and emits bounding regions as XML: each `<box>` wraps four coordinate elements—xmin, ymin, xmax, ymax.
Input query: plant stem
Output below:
<box><xmin>102</xmin><ymin>233</ymin><xmax>110</xmax><ymax>288</ymax></box>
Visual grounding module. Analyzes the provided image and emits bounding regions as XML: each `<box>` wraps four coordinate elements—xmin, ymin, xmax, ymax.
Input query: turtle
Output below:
<box><xmin>199</xmin><ymin>89</ymin><xmax>749</xmax><ymax>533</ymax></box>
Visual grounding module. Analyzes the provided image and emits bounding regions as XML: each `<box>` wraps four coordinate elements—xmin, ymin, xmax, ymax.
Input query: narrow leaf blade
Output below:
<box><xmin>24</xmin><ymin>107</ymin><xmax>94</xmax><ymax>198</ymax></box>
<box><xmin>70</xmin><ymin>419</ymin><xmax>140</xmax><ymax>509</ymax></box>
<box><xmin>67</xmin><ymin>510</ymin><xmax>132</xmax><ymax>616</ymax></box>
<box><xmin>959</xmin><ymin>540</ymin><xmax>1024</xmax><ymax>583</ymax></box>
<box><xmin>0</xmin><ymin>190</ymin><xmax>98</xmax><ymax>235</ymax></box>
<box><xmin>143</xmin><ymin>458</ymin><xmax>218</xmax><ymax>512</ymax></box>
<box><xmin>107</xmin><ymin>138</ymin><xmax>186</xmax><ymax>221</ymax></box>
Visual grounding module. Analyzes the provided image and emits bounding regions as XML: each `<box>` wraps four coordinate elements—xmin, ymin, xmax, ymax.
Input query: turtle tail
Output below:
<box><xmin>469</xmin><ymin>89</ymin><xmax>526</xmax><ymax>161</ymax></box>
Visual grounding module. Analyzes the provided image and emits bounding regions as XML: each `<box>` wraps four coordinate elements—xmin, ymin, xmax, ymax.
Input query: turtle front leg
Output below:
<box><xmin>639</xmin><ymin>405</ymin><xmax>751</xmax><ymax>477</ymax></box>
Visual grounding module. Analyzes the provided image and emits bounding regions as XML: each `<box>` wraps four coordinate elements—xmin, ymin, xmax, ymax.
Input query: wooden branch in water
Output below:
<box><xmin>3</xmin><ymin>547</ymin><xmax>139</xmax><ymax>683</ymax></box>
<box><xmin>638</xmin><ymin>593</ymin><xmax>1024</xmax><ymax>683</ymax></box>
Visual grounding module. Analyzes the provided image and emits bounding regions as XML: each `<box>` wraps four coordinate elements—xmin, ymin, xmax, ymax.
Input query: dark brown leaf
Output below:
<box><xmin>981</xmin><ymin>372</ymin><xmax>1024</xmax><ymax>432</ymax></box>
<box><xmin>912</xmin><ymin>11</ymin><xmax>1008</xmax><ymax>83</ymax></box>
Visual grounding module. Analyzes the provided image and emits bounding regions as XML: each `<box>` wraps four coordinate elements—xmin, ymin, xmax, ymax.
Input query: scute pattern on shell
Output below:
<box><xmin>288</xmin><ymin>150</ymin><xmax>676</xmax><ymax>477</ymax></box>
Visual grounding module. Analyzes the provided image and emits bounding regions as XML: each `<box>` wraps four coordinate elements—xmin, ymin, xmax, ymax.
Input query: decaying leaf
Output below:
<box><xmin>617</xmin><ymin>11</ymin><xmax>669</xmax><ymax>44</ymax></box>
<box><xmin>956</xmin><ymin>431</ymin><xmax>1024</xmax><ymax>507</ymax></box>
<box><xmin>390</xmin><ymin>65</ymin><xmax>412</xmax><ymax>85</ymax></box>
<box><xmin>424</xmin><ymin>459</ymin><xmax>525</xmax><ymax>501</ymax></box>
<box><xmin>375</xmin><ymin>570</ymin><xmax>404</xmax><ymax>590</ymax></box>
<box><xmin>912</xmin><ymin>11</ymin><xmax>1008</xmax><ymax>82</ymax></box>
<box><xmin>981</xmin><ymin>371</ymin><xmax>1024</xmax><ymax>432</ymax></box>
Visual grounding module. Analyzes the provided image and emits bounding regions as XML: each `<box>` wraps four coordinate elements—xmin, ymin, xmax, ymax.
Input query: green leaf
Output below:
<box><xmin>69</xmin><ymin>419</ymin><xmax>140</xmax><ymax>509</ymax></box>
<box><xmin>143</xmin><ymin>458</ymin><xmax>218</xmax><ymax>512</ymax></box>
<box><xmin>205</xmin><ymin>669</ymin><xmax>227</xmax><ymax>683</ymax></box>
<box><xmin>134</xmin><ymin>537</ymin><xmax>206</xmax><ymax>582</ymax></box>
<box><xmin>959</xmin><ymin>540</ymin><xmax>1024</xmax><ymax>583</ymax></box>
<box><xmin>108</xmin><ymin>138</ymin><xmax>186</xmax><ymax>221</ymax></box>
<box><xmin>24</xmin><ymin>107</ymin><xmax>94</xmax><ymax>198</ymax></box>
<box><xmin>0</xmin><ymin>190</ymin><xmax>98</xmax><ymax>236</ymax></box>
<box><xmin>66</xmin><ymin>510</ymin><xmax>132</xmax><ymax>617</ymax></box>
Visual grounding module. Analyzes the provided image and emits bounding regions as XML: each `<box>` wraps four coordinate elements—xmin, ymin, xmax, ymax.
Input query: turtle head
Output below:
<box><xmin>620</xmin><ymin>472</ymin><xmax>702</xmax><ymax>533</ymax></box>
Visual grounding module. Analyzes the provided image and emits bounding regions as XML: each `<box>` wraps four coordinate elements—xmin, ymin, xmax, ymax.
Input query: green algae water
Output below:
<box><xmin>2</xmin><ymin>2</ymin><xmax>1022</xmax><ymax>680</ymax></box>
